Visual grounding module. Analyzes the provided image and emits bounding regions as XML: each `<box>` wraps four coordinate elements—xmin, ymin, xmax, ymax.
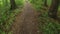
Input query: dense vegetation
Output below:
<box><xmin>30</xmin><ymin>0</ymin><xmax>60</xmax><ymax>34</ymax></box>
<box><xmin>0</xmin><ymin>0</ymin><xmax>60</xmax><ymax>34</ymax></box>
<box><xmin>0</xmin><ymin>0</ymin><xmax>24</xmax><ymax>34</ymax></box>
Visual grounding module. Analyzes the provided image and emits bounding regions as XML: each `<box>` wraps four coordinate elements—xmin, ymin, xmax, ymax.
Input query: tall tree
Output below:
<box><xmin>48</xmin><ymin>0</ymin><xmax>60</xmax><ymax>19</ymax></box>
<box><xmin>44</xmin><ymin>0</ymin><xmax>48</xmax><ymax>7</ymax></box>
<box><xmin>2</xmin><ymin>0</ymin><xmax>5</xmax><ymax>6</ymax></box>
<box><xmin>5</xmin><ymin>0</ymin><xmax>8</xmax><ymax>6</ymax></box>
<box><xmin>10</xmin><ymin>0</ymin><xmax>17</xmax><ymax>10</ymax></box>
<box><xmin>42</xmin><ymin>0</ymin><xmax>48</xmax><ymax>7</ymax></box>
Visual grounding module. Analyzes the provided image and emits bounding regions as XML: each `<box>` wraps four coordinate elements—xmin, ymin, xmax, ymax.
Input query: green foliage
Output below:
<box><xmin>0</xmin><ymin>0</ymin><xmax>23</xmax><ymax>34</ymax></box>
<box><xmin>30</xmin><ymin>0</ymin><xmax>60</xmax><ymax>34</ymax></box>
<box><xmin>30</xmin><ymin>0</ymin><xmax>51</xmax><ymax>10</ymax></box>
<box><xmin>38</xmin><ymin>10</ymin><xmax>60</xmax><ymax>34</ymax></box>
<box><xmin>30</xmin><ymin>0</ymin><xmax>43</xmax><ymax>10</ymax></box>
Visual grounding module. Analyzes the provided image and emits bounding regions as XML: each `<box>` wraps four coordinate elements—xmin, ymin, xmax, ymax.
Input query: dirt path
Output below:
<box><xmin>11</xmin><ymin>1</ymin><xmax>39</xmax><ymax>34</ymax></box>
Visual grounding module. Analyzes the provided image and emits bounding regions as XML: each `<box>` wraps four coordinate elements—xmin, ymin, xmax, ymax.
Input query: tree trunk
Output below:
<box><xmin>10</xmin><ymin>0</ymin><xmax>17</xmax><ymax>10</ymax></box>
<box><xmin>44</xmin><ymin>0</ymin><xmax>48</xmax><ymax>7</ymax></box>
<box><xmin>5</xmin><ymin>0</ymin><xmax>8</xmax><ymax>6</ymax></box>
<box><xmin>48</xmin><ymin>0</ymin><xmax>60</xmax><ymax>19</ymax></box>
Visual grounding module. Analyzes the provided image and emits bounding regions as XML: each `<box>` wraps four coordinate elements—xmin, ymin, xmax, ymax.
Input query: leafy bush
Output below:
<box><xmin>30</xmin><ymin>0</ymin><xmax>60</xmax><ymax>34</ymax></box>
<box><xmin>0</xmin><ymin>0</ymin><xmax>24</xmax><ymax>34</ymax></box>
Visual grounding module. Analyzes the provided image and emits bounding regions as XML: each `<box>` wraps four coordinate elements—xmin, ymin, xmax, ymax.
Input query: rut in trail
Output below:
<box><xmin>11</xmin><ymin>1</ymin><xmax>39</xmax><ymax>34</ymax></box>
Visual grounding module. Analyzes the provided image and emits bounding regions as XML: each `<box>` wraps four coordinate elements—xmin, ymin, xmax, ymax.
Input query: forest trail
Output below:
<box><xmin>11</xmin><ymin>1</ymin><xmax>39</xmax><ymax>34</ymax></box>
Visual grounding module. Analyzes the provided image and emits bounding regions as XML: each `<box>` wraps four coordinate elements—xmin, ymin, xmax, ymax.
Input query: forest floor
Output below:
<box><xmin>11</xmin><ymin>1</ymin><xmax>39</xmax><ymax>34</ymax></box>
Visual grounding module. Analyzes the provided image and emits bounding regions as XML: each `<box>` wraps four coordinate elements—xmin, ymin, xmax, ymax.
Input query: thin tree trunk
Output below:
<box><xmin>10</xmin><ymin>0</ymin><xmax>17</xmax><ymax>10</ymax></box>
<box><xmin>44</xmin><ymin>0</ymin><xmax>48</xmax><ymax>7</ymax></box>
<box><xmin>48</xmin><ymin>0</ymin><xmax>60</xmax><ymax>19</ymax></box>
<box><xmin>5</xmin><ymin>0</ymin><xmax>8</xmax><ymax>6</ymax></box>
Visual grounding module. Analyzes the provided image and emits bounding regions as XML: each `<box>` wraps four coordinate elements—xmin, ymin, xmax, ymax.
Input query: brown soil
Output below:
<box><xmin>11</xmin><ymin>1</ymin><xmax>39</xmax><ymax>34</ymax></box>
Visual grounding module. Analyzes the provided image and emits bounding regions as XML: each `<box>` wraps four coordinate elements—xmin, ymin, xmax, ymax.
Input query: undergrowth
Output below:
<box><xmin>30</xmin><ymin>0</ymin><xmax>60</xmax><ymax>34</ymax></box>
<box><xmin>0</xmin><ymin>0</ymin><xmax>24</xmax><ymax>34</ymax></box>
<box><xmin>38</xmin><ymin>9</ymin><xmax>60</xmax><ymax>34</ymax></box>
